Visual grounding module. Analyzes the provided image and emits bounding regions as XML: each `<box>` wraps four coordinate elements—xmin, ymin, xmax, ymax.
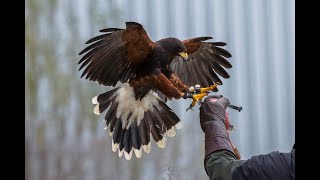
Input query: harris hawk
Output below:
<box><xmin>78</xmin><ymin>22</ymin><xmax>232</xmax><ymax>160</ymax></box>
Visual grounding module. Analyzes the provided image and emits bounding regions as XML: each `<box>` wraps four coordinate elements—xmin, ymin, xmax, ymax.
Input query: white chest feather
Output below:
<box><xmin>116</xmin><ymin>83</ymin><xmax>160</xmax><ymax>129</ymax></box>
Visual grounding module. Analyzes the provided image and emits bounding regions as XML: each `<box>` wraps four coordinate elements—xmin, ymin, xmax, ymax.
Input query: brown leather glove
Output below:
<box><xmin>199</xmin><ymin>95</ymin><xmax>237</xmax><ymax>159</ymax></box>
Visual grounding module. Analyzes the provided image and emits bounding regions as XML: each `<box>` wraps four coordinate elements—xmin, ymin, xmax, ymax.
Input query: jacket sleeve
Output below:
<box><xmin>205</xmin><ymin>150</ymin><xmax>245</xmax><ymax>180</ymax></box>
<box><xmin>205</xmin><ymin>149</ymin><xmax>295</xmax><ymax>180</ymax></box>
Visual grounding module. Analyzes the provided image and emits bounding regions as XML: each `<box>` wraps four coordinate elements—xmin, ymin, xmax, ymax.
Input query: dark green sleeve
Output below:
<box><xmin>205</xmin><ymin>150</ymin><xmax>245</xmax><ymax>180</ymax></box>
<box><xmin>205</xmin><ymin>149</ymin><xmax>295</xmax><ymax>180</ymax></box>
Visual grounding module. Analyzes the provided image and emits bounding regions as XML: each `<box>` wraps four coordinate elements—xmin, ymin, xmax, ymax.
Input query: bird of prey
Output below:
<box><xmin>78</xmin><ymin>22</ymin><xmax>232</xmax><ymax>160</ymax></box>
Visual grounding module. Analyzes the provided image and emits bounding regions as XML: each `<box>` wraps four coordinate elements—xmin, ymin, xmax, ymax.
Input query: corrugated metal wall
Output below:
<box><xmin>26</xmin><ymin>0</ymin><xmax>294</xmax><ymax>179</ymax></box>
<box><xmin>118</xmin><ymin>0</ymin><xmax>295</xmax><ymax>159</ymax></box>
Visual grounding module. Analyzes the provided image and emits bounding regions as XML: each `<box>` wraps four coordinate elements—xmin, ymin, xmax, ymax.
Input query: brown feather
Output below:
<box><xmin>183</xmin><ymin>37</ymin><xmax>212</xmax><ymax>54</ymax></box>
<box><xmin>170</xmin><ymin>38</ymin><xmax>232</xmax><ymax>88</ymax></box>
<box><xmin>99</xmin><ymin>28</ymin><xmax>123</xmax><ymax>32</ymax></box>
<box><xmin>78</xmin><ymin>22</ymin><xmax>155</xmax><ymax>86</ymax></box>
<box><xmin>85</xmin><ymin>33</ymin><xmax>112</xmax><ymax>44</ymax></box>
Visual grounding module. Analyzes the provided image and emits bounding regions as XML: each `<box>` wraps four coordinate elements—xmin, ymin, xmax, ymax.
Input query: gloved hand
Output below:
<box><xmin>199</xmin><ymin>95</ymin><xmax>236</xmax><ymax>158</ymax></box>
<box><xmin>200</xmin><ymin>95</ymin><xmax>230</xmax><ymax>132</ymax></box>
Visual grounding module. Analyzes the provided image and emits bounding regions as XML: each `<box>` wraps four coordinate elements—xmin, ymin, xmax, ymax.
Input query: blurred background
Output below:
<box><xmin>25</xmin><ymin>0</ymin><xmax>295</xmax><ymax>179</ymax></box>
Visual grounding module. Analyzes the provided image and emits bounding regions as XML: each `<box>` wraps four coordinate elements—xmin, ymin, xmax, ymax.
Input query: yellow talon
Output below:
<box><xmin>186</xmin><ymin>92</ymin><xmax>208</xmax><ymax>111</ymax></box>
<box><xmin>185</xmin><ymin>84</ymin><xmax>219</xmax><ymax>111</ymax></box>
<box><xmin>186</xmin><ymin>99</ymin><xmax>197</xmax><ymax>111</ymax></box>
<box><xmin>200</xmin><ymin>84</ymin><xmax>218</xmax><ymax>93</ymax></box>
<box><xmin>193</xmin><ymin>92</ymin><xmax>208</xmax><ymax>102</ymax></box>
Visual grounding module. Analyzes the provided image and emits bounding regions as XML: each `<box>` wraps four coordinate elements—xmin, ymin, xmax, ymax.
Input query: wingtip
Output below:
<box><xmin>99</xmin><ymin>28</ymin><xmax>123</xmax><ymax>32</ymax></box>
<box><xmin>125</xmin><ymin>22</ymin><xmax>143</xmax><ymax>28</ymax></box>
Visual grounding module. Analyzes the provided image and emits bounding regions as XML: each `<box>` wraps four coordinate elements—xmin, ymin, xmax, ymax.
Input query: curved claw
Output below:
<box><xmin>185</xmin><ymin>92</ymin><xmax>209</xmax><ymax>111</ymax></box>
<box><xmin>185</xmin><ymin>106</ymin><xmax>194</xmax><ymax>111</ymax></box>
<box><xmin>185</xmin><ymin>84</ymin><xmax>219</xmax><ymax>112</ymax></box>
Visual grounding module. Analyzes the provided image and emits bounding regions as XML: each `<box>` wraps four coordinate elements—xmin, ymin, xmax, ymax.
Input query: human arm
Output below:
<box><xmin>200</xmin><ymin>95</ymin><xmax>295</xmax><ymax>180</ymax></box>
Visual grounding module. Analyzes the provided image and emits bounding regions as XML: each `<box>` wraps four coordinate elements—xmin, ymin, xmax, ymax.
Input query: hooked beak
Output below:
<box><xmin>179</xmin><ymin>52</ymin><xmax>188</xmax><ymax>60</ymax></box>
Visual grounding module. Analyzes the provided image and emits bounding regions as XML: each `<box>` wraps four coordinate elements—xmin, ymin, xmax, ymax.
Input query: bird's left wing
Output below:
<box><xmin>170</xmin><ymin>37</ymin><xmax>232</xmax><ymax>91</ymax></box>
<box><xmin>78</xmin><ymin>22</ymin><xmax>155</xmax><ymax>86</ymax></box>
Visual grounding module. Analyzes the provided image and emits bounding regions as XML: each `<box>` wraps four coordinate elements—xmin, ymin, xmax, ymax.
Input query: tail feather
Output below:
<box><xmin>153</xmin><ymin>106</ymin><xmax>176</xmax><ymax>137</ymax></box>
<box><xmin>112</xmin><ymin>118</ymin><xmax>123</xmax><ymax>145</ymax></box>
<box><xmin>138</xmin><ymin>115</ymin><xmax>149</xmax><ymax>146</ymax></box>
<box><xmin>123</xmin><ymin>129</ymin><xmax>132</xmax><ymax>157</ymax></box>
<box><xmin>158</xmin><ymin>101</ymin><xmax>181</xmax><ymax>129</ymax></box>
<box><xmin>92</xmin><ymin>87</ymin><xmax>120</xmax><ymax>115</ymax></box>
<box><xmin>152</xmin><ymin>107</ymin><xmax>169</xmax><ymax>134</ymax></box>
<box><xmin>105</xmin><ymin>101</ymin><xmax>117</xmax><ymax>127</ymax></box>
<box><xmin>92</xmin><ymin>83</ymin><xmax>182</xmax><ymax>160</ymax></box>
<box><xmin>130</xmin><ymin>124</ymin><xmax>141</xmax><ymax>156</ymax></box>
<box><xmin>105</xmin><ymin>102</ymin><xmax>118</xmax><ymax>132</ymax></box>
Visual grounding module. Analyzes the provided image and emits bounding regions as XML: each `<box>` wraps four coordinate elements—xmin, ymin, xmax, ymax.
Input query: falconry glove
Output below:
<box><xmin>199</xmin><ymin>95</ymin><xmax>237</xmax><ymax>159</ymax></box>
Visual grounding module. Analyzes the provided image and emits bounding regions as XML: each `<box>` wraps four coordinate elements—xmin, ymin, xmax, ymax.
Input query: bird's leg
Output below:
<box><xmin>184</xmin><ymin>83</ymin><xmax>219</xmax><ymax>111</ymax></box>
<box><xmin>167</xmin><ymin>72</ymin><xmax>189</xmax><ymax>92</ymax></box>
<box><xmin>192</xmin><ymin>92</ymin><xmax>208</xmax><ymax>103</ymax></box>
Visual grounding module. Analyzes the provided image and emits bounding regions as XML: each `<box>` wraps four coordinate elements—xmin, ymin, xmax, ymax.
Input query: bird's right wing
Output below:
<box><xmin>170</xmin><ymin>37</ymin><xmax>232</xmax><ymax>90</ymax></box>
<box><xmin>78</xmin><ymin>22</ymin><xmax>155</xmax><ymax>86</ymax></box>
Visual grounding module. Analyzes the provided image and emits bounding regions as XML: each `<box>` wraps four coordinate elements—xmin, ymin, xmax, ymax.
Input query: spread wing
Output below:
<box><xmin>78</xmin><ymin>22</ymin><xmax>155</xmax><ymax>86</ymax></box>
<box><xmin>170</xmin><ymin>37</ymin><xmax>232</xmax><ymax>90</ymax></box>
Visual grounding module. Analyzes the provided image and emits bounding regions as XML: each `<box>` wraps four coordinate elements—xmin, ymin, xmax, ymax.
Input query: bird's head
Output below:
<box><xmin>157</xmin><ymin>37</ymin><xmax>188</xmax><ymax>60</ymax></box>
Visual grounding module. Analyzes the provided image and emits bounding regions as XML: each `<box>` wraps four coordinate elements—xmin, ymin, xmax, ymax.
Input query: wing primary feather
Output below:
<box><xmin>84</xmin><ymin>45</ymin><xmax>119</xmax><ymax>81</ymax></box>
<box><xmin>213</xmin><ymin>54</ymin><xmax>232</xmax><ymax>68</ymax></box>
<box><xmin>125</xmin><ymin>22</ymin><xmax>143</xmax><ymax>28</ymax></box>
<box><xmin>194</xmin><ymin>37</ymin><xmax>213</xmax><ymax>41</ymax></box>
<box><xmin>79</xmin><ymin>40</ymin><xmax>102</xmax><ymax>55</ymax></box>
<box><xmin>85</xmin><ymin>33</ymin><xmax>112</xmax><ymax>44</ymax></box>
<box><xmin>208</xmin><ymin>67</ymin><xmax>223</xmax><ymax>85</ymax></box>
<box><xmin>78</xmin><ymin>55</ymin><xmax>92</xmax><ymax>71</ymax></box>
<box><xmin>210</xmin><ymin>42</ymin><xmax>227</xmax><ymax>46</ymax></box>
<box><xmin>191</xmin><ymin>60</ymin><xmax>208</xmax><ymax>87</ymax></box>
<box><xmin>79</xmin><ymin>22</ymin><xmax>154</xmax><ymax>86</ymax></box>
<box><xmin>214</xmin><ymin>46</ymin><xmax>232</xmax><ymax>58</ymax></box>
<box><xmin>99</xmin><ymin>47</ymin><xmax>127</xmax><ymax>85</ymax></box>
<box><xmin>89</xmin><ymin>46</ymin><xmax>124</xmax><ymax>82</ymax></box>
<box><xmin>86</xmin><ymin>33</ymin><xmax>126</xmax><ymax>84</ymax></box>
<box><xmin>185</xmin><ymin>61</ymin><xmax>197</xmax><ymax>86</ymax></box>
<box><xmin>78</xmin><ymin>48</ymin><xmax>95</xmax><ymax>65</ymax></box>
<box><xmin>83</xmin><ymin>34</ymin><xmax>121</xmax><ymax>80</ymax></box>
<box><xmin>193</xmin><ymin>49</ymin><xmax>211</xmax><ymax>86</ymax></box>
<box><xmin>211</xmin><ymin>62</ymin><xmax>230</xmax><ymax>78</ymax></box>
<box><xmin>99</xmin><ymin>28</ymin><xmax>123</xmax><ymax>32</ymax></box>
